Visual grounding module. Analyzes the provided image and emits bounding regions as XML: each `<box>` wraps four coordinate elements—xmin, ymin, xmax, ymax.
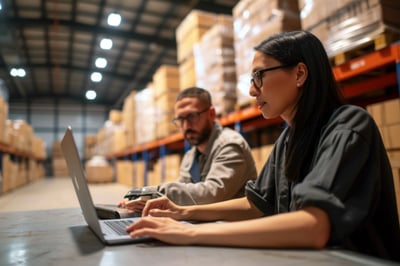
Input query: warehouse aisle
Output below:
<box><xmin>0</xmin><ymin>177</ymin><xmax>131</xmax><ymax>212</ymax></box>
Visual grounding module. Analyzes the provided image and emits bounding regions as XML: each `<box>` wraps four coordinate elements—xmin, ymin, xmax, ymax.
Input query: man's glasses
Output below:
<box><xmin>250</xmin><ymin>65</ymin><xmax>291</xmax><ymax>90</ymax></box>
<box><xmin>172</xmin><ymin>108</ymin><xmax>209</xmax><ymax>127</ymax></box>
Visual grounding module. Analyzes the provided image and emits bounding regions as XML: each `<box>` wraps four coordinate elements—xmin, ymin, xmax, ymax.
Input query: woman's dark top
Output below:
<box><xmin>246</xmin><ymin>105</ymin><xmax>400</xmax><ymax>262</ymax></box>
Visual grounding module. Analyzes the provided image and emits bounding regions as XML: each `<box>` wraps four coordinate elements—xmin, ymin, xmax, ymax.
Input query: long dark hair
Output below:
<box><xmin>254</xmin><ymin>31</ymin><xmax>344</xmax><ymax>182</ymax></box>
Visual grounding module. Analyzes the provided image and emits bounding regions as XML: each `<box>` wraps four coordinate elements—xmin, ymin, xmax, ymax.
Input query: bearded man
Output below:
<box><xmin>118</xmin><ymin>87</ymin><xmax>257</xmax><ymax>211</ymax></box>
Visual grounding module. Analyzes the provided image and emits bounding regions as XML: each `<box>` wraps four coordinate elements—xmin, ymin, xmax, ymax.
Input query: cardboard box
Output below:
<box><xmin>164</xmin><ymin>154</ymin><xmax>182</xmax><ymax>183</ymax></box>
<box><xmin>179</xmin><ymin>55</ymin><xmax>197</xmax><ymax>89</ymax></box>
<box><xmin>153</xmin><ymin>65</ymin><xmax>180</xmax><ymax>96</ymax></box>
<box><xmin>367</xmin><ymin>102</ymin><xmax>384</xmax><ymax>126</ymax></box>
<box><xmin>116</xmin><ymin>160</ymin><xmax>135</xmax><ymax>187</ymax></box>
<box><xmin>383</xmin><ymin>98</ymin><xmax>400</xmax><ymax>126</ymax></box>
<box><xmin>233</xmin><ymin>0</ymin><xmax>301</xmax><ymax>106</ymax></box>
<box><xmin>300</xmin><ymin>0</ymin><xmax>400</xmax><ymax>57</ymax></box>
<box><xmin>176</xmin><ymin>10</ymin><xmax>218</xmax><ymax>62</ymax></box>
<box><xmin>109</xmin><ymin>109</ymin><xmax>122</xmax><ymax>124</ymax></box>
<box><xmin>52</xmin><ymin>157</ymin><xmax>69</xmax><ymax>177</ymax></box>
<box><xmin>134</xmin><ymin>160</ymin><xmax>146</xmax><ymax>187</ymax></box>
<box><xmin>85</xmin><ymin>164</ymin><xmax>114</xmax><ymax>183</ymax></box>
<box><xmin>391</xmin><ymin>167</ymin><xmax>400</xmax><ymax>224</ymax></box>
<box><xmin>387</xmin><ymin>124</ymin><xmax>400</xmax><ymax>149</ymax></box>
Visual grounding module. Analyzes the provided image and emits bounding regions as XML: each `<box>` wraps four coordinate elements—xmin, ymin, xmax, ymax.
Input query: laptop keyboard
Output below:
<box><xmin>103</xmin><ymin>219</ymin><xmax>134</xmax><ymax>235</ymax></box>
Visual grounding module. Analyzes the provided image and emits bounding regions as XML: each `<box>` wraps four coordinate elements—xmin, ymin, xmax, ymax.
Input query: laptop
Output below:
<box><xmin>61</xmin><ymin>126</ymin><xmax>151</xmax><ymax>245</ymax></box>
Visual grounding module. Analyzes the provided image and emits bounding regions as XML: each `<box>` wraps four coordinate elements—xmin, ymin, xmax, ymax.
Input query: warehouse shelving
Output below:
<box><xmin>0</xmin><ymin>143</ymin><xmax>45</xmax><ymax>161</ymax></box>
<box><xmin>107</xmin><ymin>42</ymin><xmax>400</xmax><ymax>163</ymax></box>
<box><xmin>107</xmin><ymin>107</ymin><xmax>283</xmax><ymax>160</ymax></box>
<box><xmin>0</xmin><ymin>143</ymin><xmax>46</xmax><ymax>195</ymax></box>
<box><xmin>334</xmin><ymin>42</ymin><xmax>400</xmax><ymax>98</ymax></box>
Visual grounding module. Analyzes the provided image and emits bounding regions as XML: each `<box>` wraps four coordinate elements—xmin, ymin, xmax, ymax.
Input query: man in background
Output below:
<box><xmin>118</xmin><ymin>87</ymin><xmax>257</xmax><ymax>211</ymax></box>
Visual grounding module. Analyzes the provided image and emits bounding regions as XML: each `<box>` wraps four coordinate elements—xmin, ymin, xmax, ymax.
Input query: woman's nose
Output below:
<box><xmin>249</xmin><ymin>83</ymin><xmax>259</xmax><ymax>97</ymax></box>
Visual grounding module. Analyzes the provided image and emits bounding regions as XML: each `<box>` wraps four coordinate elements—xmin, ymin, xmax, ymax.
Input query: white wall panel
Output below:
<box><xmin>86</xmin><ymin>110</ymin><xmax>107</xmax><ymax>129</ymax></box>
<box><xmin>59</xmin><ymin>109</ymin><xmax>83</xmax><ymax>129</ymax></box>
<box><xmin>31</xmin><ymin>110</ymin><xmax>55</xmax><ymax>128</ymax></box>
<box><xmin>8</xmin><ymin>106</ymin><xmax>28</xmax><ymax>121</ymax></box>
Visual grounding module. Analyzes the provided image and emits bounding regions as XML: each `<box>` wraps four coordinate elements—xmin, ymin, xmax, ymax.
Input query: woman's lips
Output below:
<box><xmin>256</xmin><ymin>101</ymin><xmax>266</xmax><ymax>109</ymax></box>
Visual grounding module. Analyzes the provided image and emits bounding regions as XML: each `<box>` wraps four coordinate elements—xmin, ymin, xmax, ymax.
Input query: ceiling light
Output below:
<box><xmin>18</xmin><ymin>69</ymin><xmax>26</xmax><ymax>77</ymax></box>
<box><xmin>95</xmin><ymin>57</ymin><xmax>107</xmax><ymax>68</ymax></box>
<box><xmin>107</xmin><ymin>12</ymin><xmax>121</xmax><ymax>27</ymax></box>
<box><xmin>100</xmin><ymin>38</ymin><xmax>112</xmax><ymax>50</ymax></box>
<box><xmin>10</xmin><ymin>68</ymin><xmax>18</xmax><ymax>77</ymax></box>
<box><xmin>10</xmin><ymin>68</ymin><xmax>26</xmax><ymax>77</ymax></box>
<box><xmin>86</xmin><ymin>90</ymin><xmax>97</xmax><ymax>100</ymax></box>
<box><xmin>91</xmin><ymin>72</ymin><xmax>102</xmax><ymax>82</ymax></box>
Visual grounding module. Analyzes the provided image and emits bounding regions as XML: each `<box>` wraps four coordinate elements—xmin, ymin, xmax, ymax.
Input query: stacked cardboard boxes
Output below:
<box><xmin>116</xmin><ymin>160</ymin><xmax>135</xmax><ymax>187</ymax></box>
<box><xmin>233</xmin><ymin>0</ymin><xmax>301</xmax><ymax>106</ymax></box>
<box><xmin>194</xmin><ymin>16</ymin><xmax>237</xmax><ymax>115</ymax></box>
<box><xmin>176</xmin><ymin>10</ymin><xmax>218</xmax><ymax>65</ymax></box>
<box><xmin>299</xmin><ymin>0</ymin><xmax>400</xmax><ymax>60</ymax></box>
<box><xmin>7</xmin><ymin>120</ymin><xmax>34</xmax><ymax>154</ymax></box>
<box><xmin>2</xmin><ymin>154</ymin><xmax>19</xmax><ymax>193</ymax></box>
<box><xmin>164</xmin><ymin>154</ymin><xmax>182</xmax><ymax>183</ymax></box>
<box><xmin>84</xmin><ymin>134</ymin><xmax>97</xmax><ymax>160</ymax></box>
<box><xmin>107</xmin><ymin>123</ymin><xmax>128</xmax><ymax>155</ymax></box>
<box><xmin>251</xmin><ymin>144</ymin><xmax>274</xmax><ymax>174</ymax></box>
<box><xmin>135</xmin><ymin>86</ymin><xmax>156</xmax><ymax>144</ymax></box>
<box><xmin>0</xmin><ymin>97</ymin><xmax>46</xmax><ymax>193</ymax></box>
<box><xmin>95</xmin><ymin>127</ymin><xmax>107</xmax><ymax>156</ymax></box>
<box><xmin>94</xmin><ymin>109</ymin><xmax>129</xmax><ymax>156</ymax></box>
<box><xmin>122</xmin><ymin>91</ymin><xmax>137</xmax><ymax>150</ymax></box>
<box><xmin>31</xmin><ymin>136</ymin><xmax>46</xmax><ymax>160</ymax></box>
<box><xmin>52</xmin><ymin>140</ymin><xmax>69</xmax><ymax>177</ymax></box>
<box><xmin>153</xmin><ymin>65</ymin><xmax>180</xmax><ymax>139</ymax></box>
<box><xmin>134</xmin><ymin>160</ymin><xmax>146</xmax><ymax>188</ymax></box>
<box><xmin>367</xmin><ymin>98</ymin><xmax>400</xmax><ymax>151</ymax></box>
<box><xmin>106</xmin><ymin>110</ymin><xmax>129</xmax><ymax>155</ymax></box>
<box><xmin>8</xmin><ymin>157</ymin><xmax>39</xmax><ymax>191</ymax></box>
<box><xmin>150</xmin><ymin>154</ymin><xmax>182</xmax><ymax>185</ymax></box>
<box><xmin>0</xmin><ymin>97</ymin><xmax>8</xmax><ymax>145</ymax></box>
<box><xmin>176</xmin><ymin>10</ymin><xmax>221</xmax><ymax>90</ymax></box>
<box><xmin>28</xmin><ymin>158</ymin><xmax>45</xmax><ymax>183</ymax></box>
<box><xmin>148</xmin><ymin>161</ymin><xmax>162</xmax><ymax>187</ymax></box>
<box><xmin>116</xmin><ymin>159</ymin><xmax>146</xmax><ymax>187</ymax></box>
<box><xmin>85</xmin><ymin>155</ymin><xmax>114</xmax><ymax>183</ymax></box>
<box><xmin>116</xmin><ymin>155</ymin><xmax>181</xmax><ymax>188</ymax></box>
<box><xmin>367</xmin><ymin>98</ymin><xmax>400</xmax><ymax>222</ymax></box>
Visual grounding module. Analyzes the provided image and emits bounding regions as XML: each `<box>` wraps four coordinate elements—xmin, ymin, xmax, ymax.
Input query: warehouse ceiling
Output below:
<box><xmin>0</xmin><ymin>0</ymin><xmax>239</xmax><ymax>108</ymax></box>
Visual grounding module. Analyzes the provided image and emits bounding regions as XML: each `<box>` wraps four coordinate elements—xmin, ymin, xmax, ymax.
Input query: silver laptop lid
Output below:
<box><xmin>61</xmin><ymin>127</ymin><xmax>151</xmax><ymax>245</ymax></box>
<box><xmin>61</xmin><ymin>127</ymin><xmax>106</xmax><ymax>242</ymax></box>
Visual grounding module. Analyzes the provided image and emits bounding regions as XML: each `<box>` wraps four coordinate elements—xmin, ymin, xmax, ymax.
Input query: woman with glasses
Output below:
<box><xmin>126</xmin><ymin>31</ymin><xmax>400</xmax><ymax>262</ymax></box>
<box><xmin>119</xmin><ymin>87</ymin><xmax>257</xmax><ymax>211</ymax></box>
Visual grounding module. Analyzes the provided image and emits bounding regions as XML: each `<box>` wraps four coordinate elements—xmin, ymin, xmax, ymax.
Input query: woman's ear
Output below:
<box><xmin>295</xmin><ymin>62</ymin><xmax>308</xmax><ymax>87</ymax></box>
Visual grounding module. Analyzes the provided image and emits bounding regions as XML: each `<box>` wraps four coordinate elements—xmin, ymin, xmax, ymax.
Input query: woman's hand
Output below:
<box><xmin>126</xmin><ymin>216</ymin><xmax>196</xmax><ymax>245</ymax></box>
<box><xmin>142</xmin><ymin>196</ymin><xmax>187</xmax><ymax>220</ymax></box>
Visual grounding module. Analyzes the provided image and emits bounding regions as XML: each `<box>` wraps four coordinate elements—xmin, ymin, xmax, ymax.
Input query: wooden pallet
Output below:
<box><xmin>331</xmin><ymin>30</ymin><xmax>400</xmax><ymax>66</ymax></box>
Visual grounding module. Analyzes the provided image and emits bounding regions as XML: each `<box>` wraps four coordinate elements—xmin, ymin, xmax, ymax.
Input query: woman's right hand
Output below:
<box><xmin>142</xmin><ymin>196</ymin><xmax>187</xmax><ymax>220</ymax></box>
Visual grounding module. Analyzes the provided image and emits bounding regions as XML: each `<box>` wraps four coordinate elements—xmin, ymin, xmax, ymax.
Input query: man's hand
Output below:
<box><xmin>142</xmin><ymin>196</ymin><xmax>187</xmax><ymax>220</ymax></box>
<box><xmin>117</xmin><ymin>196</ymin><xmax>151</xmax><ymax>212</ymax></box>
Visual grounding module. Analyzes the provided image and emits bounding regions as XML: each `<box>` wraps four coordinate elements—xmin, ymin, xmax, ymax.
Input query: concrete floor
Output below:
<box><xmin>0</xmin><ymin>177</ymin><xmax>131</xmax><ymax>212</ymax></box>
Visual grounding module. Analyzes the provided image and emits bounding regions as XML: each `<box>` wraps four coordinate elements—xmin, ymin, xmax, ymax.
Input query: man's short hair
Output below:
<box><xmin>176</xmin><ymin>87</ymin><xmax>212</xmax><ymax>107</ymax></box>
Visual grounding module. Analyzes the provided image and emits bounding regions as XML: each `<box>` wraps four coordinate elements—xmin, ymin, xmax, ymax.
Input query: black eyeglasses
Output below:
<box><xmin>250</xmin><ymin>65</ymin><xmax>291</xmax><ymax>90</ymax></box>
<box><xmin>172</xmin><ymin>108</ymin><xmax>209</xmax><ymax>127</ymax></box>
